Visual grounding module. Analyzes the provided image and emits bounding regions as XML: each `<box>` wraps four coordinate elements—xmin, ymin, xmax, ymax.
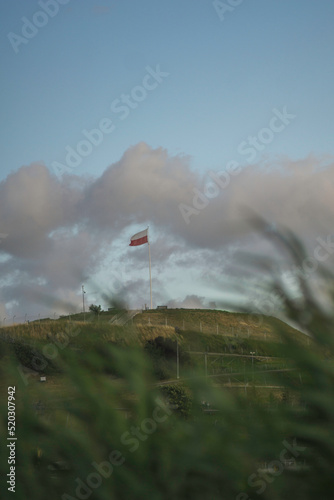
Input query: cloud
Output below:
<box><xmin>167</xmin><ymin>295</ymin><xmax>216</xmax><ymax>309</ymax></box>
<box><xmin>83</xmin><ymin>142</ymin><xmax>197</xmax><ymax>232</ymax></box>
<box><xmin>0</xmin><ymin>163</ymin><xmax>85</xmax><ymax>258</ymax></box>
<box><xmin>0</xmin><ymin>144</ymin><xmax>333</xmax><ymax>317</ymax></box>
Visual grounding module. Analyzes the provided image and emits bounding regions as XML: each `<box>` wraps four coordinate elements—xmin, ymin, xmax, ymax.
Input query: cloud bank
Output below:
<box><xmin>0</xmin><ymin>142</ymin><xmax>333</xmax><ymax>319</ymax></box>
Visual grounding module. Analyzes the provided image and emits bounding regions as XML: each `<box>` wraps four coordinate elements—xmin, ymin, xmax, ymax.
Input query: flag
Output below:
<box><xmin>129</xmin><ymin>229</ymin><xmax>148</xmax><ymax>246</ymax></box>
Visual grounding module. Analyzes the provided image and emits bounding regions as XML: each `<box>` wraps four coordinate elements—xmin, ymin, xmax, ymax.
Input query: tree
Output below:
<box><xmin>89</xmin><ymin>304</ymin><xmax>102</xmax><ymax>317</ymax></box>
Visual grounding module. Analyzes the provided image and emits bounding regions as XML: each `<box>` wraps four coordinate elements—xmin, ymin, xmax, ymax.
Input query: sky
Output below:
<box><xmin>0</xmin><ymin>0</ymin><xmax>334</xmax><ymax>322</ymax></box>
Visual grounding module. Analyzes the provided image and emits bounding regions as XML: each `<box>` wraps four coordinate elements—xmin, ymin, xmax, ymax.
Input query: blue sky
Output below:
<box><xmin>0</xmin><ymin>0</ymin><xmax>334</xmax><ymax>319</ymax></box>
<box><xmin>2</xmin><ymin>0</ymin><xmax>334</xmax><ymax>176</ymax></box>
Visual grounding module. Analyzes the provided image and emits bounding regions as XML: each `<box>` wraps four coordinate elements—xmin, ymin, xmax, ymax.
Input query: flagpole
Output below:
<box><xmin>147</xmin><ymin>226</ymin><xmax>153</xmax><ymax>309</ymax></box>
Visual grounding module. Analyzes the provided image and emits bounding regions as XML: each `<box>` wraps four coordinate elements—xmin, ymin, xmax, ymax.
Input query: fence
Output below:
<box><xmin>139</xmin><ymin>315</ymin><xmax>277</xmax><ymax>341</ymax></box>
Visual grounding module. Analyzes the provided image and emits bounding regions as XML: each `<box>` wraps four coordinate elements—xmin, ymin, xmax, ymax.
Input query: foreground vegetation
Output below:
<box><xmin>1</xmin><ymin>232</ymin><xmax>334</xmax><ymax>499</ymax></box>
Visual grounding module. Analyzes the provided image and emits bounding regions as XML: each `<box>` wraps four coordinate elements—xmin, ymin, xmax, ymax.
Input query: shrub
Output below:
<box><xmin>12</xmin><ymin>340</ymin><xmax>59</xmax><ymax>374</ymax></box>
<box><xmin>160</xmin><ymin>384</ymin><xmax>193</xmax><ymax>418</ymax></box>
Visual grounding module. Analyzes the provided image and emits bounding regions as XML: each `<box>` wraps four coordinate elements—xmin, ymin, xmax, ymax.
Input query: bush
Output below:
<box><xmin>12</xmin><ymin>340</ymin><xmax>59</xmax><ymax>374</ymax></box>
<box><xmin>144</xmin><ymin>336</ymin><xmax>192</xmax><ymax>379</ymax></box>
<box><xmin>160</xmin><ymin>384</ymin><xmax>193</xmax><ymax>418</ymax></box>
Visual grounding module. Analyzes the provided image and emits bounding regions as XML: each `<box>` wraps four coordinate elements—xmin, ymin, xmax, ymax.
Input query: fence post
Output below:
<box><xmin>176</xmin><ymin>338</ymin><xmax>179</xmax><ymax>379</ymax></box>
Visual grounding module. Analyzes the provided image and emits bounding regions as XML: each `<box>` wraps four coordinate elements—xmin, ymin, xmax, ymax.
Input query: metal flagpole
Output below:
<box><xmin>147</xmin><ymin>226</ymin><xmax>153</xmax><ymax>309</ymax></box>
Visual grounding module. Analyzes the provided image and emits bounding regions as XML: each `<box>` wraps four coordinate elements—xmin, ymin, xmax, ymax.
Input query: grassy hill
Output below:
<box><xmin>134</xmin><ymin>308</ymin><xmax>307</xmax><ymax>342</ymax></box>
<box><xmin>2</xmin><ymin>234</ymin><xmax>333</xmax><ymax>499</ymax></box>
<box><xmin>1</xmin><ymin>299</ymin><xmax>332</xmax><ymax>500</ymax></box>
<box><xmin>0</xmin><ymin>307</ymin><xmax>307</xmax><ymax>348</ymax></box>
<box><xmin>0</xmin><ymin>307</ymin><xmax>308</xmax><ymax>388</ymax></box>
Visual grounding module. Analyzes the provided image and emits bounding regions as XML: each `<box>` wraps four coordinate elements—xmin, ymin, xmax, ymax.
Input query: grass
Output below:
<box><xmin>0</xmin><ymin>306</ymin><xmax>309</xmax><ymax>349</ymax></box>
<box><xmin>3</xmin><ymin>306</ymin><xmax>307</xmax><ymax>344</ymax></box>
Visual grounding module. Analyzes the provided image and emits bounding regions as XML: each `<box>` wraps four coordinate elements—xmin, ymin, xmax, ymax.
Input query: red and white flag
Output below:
<box><xmin>129</xmin><ymin>229</ymin><xmax>148</xmax><ymax>247</ymax></box>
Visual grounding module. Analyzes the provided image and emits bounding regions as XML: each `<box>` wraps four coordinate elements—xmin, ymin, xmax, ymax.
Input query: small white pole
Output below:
<box><xmin>176</xmin><ymin>338</ymin><xmax>179</xmax><ymax>379</ymax></box>
<box><xmin>147</xmin><ymin>227</ymin><xmax>153</xmax><ymax>310</ymax></box>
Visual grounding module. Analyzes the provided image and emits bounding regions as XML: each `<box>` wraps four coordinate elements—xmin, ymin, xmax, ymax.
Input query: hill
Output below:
<box><xmin>0</xmin><ymin>308</ymin><xmax>309</xmax><ymax>381</ymax></box>
<box><xmin>0</xmin><ymin>307</ymin><xmax>307</xmax><ymax>346</ymax></box>
<box><xmin>134</xmin><ymin>308</ymin><xmax>307</xmax><ymax>342</ymax></box>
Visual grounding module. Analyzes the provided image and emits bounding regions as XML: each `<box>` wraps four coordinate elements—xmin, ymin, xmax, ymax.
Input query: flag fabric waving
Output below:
<box><xmin>129</xmin><ymin>229</ymin><xmax>148</xmax><ymax>246</ymax></box>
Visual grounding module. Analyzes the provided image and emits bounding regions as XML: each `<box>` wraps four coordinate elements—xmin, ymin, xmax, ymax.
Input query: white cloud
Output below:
<box><xmin>0</xmin><ymin>144</ymin><xmax>333</xmax><ymax>318</ymax></box>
